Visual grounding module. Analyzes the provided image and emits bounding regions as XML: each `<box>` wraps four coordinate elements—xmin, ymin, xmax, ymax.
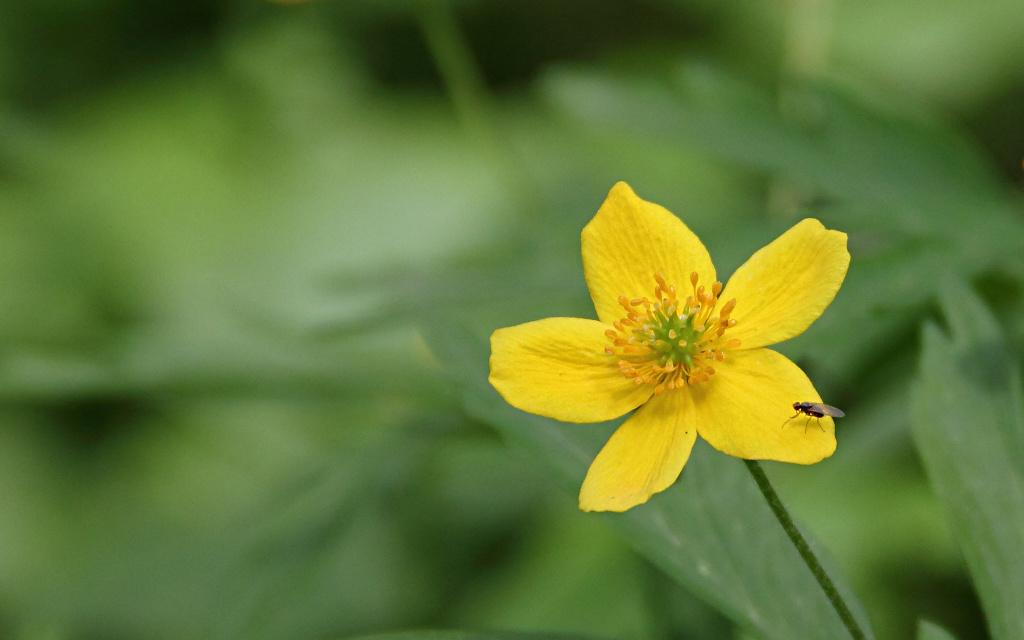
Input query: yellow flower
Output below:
<box><xmin>489</xmin><ymin>182</ymin><xmax>850</xmax><ymax>512</ymax></box>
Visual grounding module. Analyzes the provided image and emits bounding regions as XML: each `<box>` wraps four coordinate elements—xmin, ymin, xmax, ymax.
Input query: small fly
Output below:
<box><xmin>783</xmin><ymin>402</ymin><xmax>845</xmax><ymax>432</ymax></box>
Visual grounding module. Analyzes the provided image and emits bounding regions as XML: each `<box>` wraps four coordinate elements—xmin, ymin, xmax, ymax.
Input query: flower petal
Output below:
<box><xmin>691</xmin><ymin>348</ymin><xmax>836</xmax><ymax>463</ymax></box>
<box><xmin>720</xmin><ymin>218</ymin><xmax>849</xmax><ymax>350</ymax></box>
<box><xmin>578</xmin><ymin>390</ymin><xmax>698</xmax><ymax>512</ymax></box>
<box><xmin>489</xmin><ymin>317</ymin><xmax>653</xmax><ymax>423</ymax></box>
<box><xmin>582</xmin><ymin>182</ymin><xmax>716</xmax><ymax>326</ymax></box>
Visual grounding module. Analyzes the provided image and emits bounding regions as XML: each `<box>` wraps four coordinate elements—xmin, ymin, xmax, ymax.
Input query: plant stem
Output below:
<box><xmin>743</xmin><ymin>459</ymin><xmax>868</xmax><ymax>640</ymax></box>
<box><xmin>413</xmin><ymin>0</ymin><xmax>537</xmax><ymax>218</ymax></box>
<box><xmin>414</xmin><ymin>0</ymin><xmax>494</xmax><ymax>148</ymax></box>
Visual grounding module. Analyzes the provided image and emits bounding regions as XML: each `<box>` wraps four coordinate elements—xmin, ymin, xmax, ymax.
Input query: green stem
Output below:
<box><xmin>743</xmin><ymin>460</ymin><xmax>868</xmax><ymax>640</ymax></box>
<box><xmin>413</xmin><ymin>0</ymin><xmax>537</xmax><ymax>217</ymax></box>
<box><xmin>414</xmin><ymin>0</ymin><xmax>494</xmax><ymax>147</ymax></box>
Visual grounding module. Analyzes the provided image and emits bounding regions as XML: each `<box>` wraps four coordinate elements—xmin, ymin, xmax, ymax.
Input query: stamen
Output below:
<box><xmin>604</xmin><ymin>273</ymin><xmax>741</xmax><ymax>391</ymax></box>
<box><xmin>719</xmin><ymin>299</ymin><xmax>737</xmax><ymax>317</ymax></box>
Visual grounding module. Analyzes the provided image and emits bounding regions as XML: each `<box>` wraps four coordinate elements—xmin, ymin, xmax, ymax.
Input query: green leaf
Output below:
<box><xmin>424</xmin><ymin>323</ymin><xmax>874</xmax><ymax>640</ymax></box>
<box><xmin>541</xmin><ymin>66</ymin><xmax>1008</xmax><ymax>213</ymax></box>
<box><xmin>346</xmin><ymin>632</ymin><xmax>595</xmax><ymax>640</ymax></box>
<box><xmin>910</xmin><ymin>275</ymin><xmax>1024</xmax><ymax>640</ymax></box>
<box><xmin>916</xmin><ymin>619</ymin><xmax>960</xmax><ymax>640</ymax></box>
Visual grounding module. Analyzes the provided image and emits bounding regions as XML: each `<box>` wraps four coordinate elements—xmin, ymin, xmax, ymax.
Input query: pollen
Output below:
<box><xmin>605</xmin><ymin>272</ymin><xmax>740</xmax><ymax>390</ymax></box>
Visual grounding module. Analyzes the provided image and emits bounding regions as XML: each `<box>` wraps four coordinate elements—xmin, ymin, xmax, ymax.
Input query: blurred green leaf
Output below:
<box><xmin>910</xmin><ymin>275</ymin><xmax>1024</xmax><ymax>640</ymax></box>
<box><xmin>347</xmin><ymin>632</ymin><xmax>596</xmax><ymax>640</ymax></box>
<box><xmin>832</xmin><ymin>0</ymin><xmax>1024</xmax><ymax>107</ymax></box>
<box><xmin>541</xmin><ymin>65</ymin><xmax>1008</xmax><ymax>213</ymax></box>
<box><xmin>423</xmin><ymin>323</ymin><xmax>874</xmax><ymax>640</ymax></box>
<box><xmin>916</xmin><ymin>619</ymin><xmax>960</xmax><ymax>640</ymax></box>
<box><xmin>448</xmin><ymin>503</ymin><xmax>659</xmax><ymax>639</ymax></box>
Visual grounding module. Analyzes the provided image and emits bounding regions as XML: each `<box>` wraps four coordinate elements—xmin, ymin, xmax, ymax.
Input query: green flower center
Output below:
<box><xmin>604</xmin><ymin>272</ymin><xmax>740</xmax><ymax>394</ymax></box>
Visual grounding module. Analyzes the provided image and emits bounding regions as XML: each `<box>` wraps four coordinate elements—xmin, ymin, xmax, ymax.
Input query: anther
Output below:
<box><xmin>607</xmin><ymin>272</ymin><xmax>730</xmax><ymax>392</ymax></box>
<box><xmin>725</xmin><ymin>339</ymin><xmax>741</xmax><ymax>349</ymax></box>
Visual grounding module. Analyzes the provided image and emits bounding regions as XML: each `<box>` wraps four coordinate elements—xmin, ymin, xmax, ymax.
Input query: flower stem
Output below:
<box><xmin>743</xmin><ymin>460</ymin><xmax>868</xmax><ymax>640</ymax></box>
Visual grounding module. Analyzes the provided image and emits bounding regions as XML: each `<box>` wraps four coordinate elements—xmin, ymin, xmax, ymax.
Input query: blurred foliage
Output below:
<box><xmin>912</xmin><ymin>277</ymin><xmax>1024</xmax><ymax>640</ymax></box>
<box><xmin>0</xmin><ymin>1</ymin><xmax>1023</xmax><ymax>640</ymax></box>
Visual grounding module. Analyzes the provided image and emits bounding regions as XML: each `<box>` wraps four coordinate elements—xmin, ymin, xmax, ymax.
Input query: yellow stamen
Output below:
<box><xmin>604</xmin><ymin>273</ymin><xmax>741</xmax><ymax>391</ymax></box>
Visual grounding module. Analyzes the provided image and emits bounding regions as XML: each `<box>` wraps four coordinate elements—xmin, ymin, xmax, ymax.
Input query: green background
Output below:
<box><xmin>1</xmin><ymin>1</ymin><xmax>1023</xmax><ymax>639</ymax></box>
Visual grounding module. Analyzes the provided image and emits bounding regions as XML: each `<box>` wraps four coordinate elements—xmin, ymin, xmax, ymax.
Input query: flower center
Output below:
<box><xmin>604</xmin><ymin>272</ymin><xmax>741</xmax><ymax>394</ymax></box>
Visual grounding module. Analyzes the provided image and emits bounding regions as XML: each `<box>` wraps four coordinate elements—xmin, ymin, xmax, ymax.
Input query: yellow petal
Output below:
<box><xmin>489</xmin><ymin>317</ymin><xmax>653</xmax><ymax>423</ymax></box>
<box><xmin>720</xmin><ymin>218</ymin><xmax>849</xmax><ymax>350</ymax></box>
<box><xmin>690</xmin><ymin>348</ymin><xmax>836</xmax><ymax>463</ymax></box>
<box><xmin>582</xmin><ymin>182</ymin><xmax>716</xmax><ymax>325</ymax></box>
<box><xmin>578</xmin><ymin>390</ymin><xmax>698</xmax><ymax>512</ymax></box>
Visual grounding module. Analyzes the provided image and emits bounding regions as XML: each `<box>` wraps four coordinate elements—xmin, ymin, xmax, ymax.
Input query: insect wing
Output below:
<box><xmin>812</xmin><ymin>403</ymin><xmax>845</xmax><ymax>418</ymax></box>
